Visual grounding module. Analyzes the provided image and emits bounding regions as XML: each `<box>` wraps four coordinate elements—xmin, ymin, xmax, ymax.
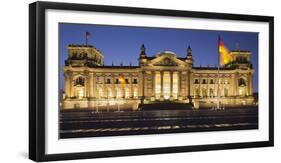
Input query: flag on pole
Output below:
<box><xmin>86</xmin><ymin>31</ymin><xmax>91</xmax><ymax>38</ymax></box>
<box><xmin>118</xmin><ymin>74</ymin><xmax>126</xmax><ymax>84</ymax></box>
<box><xmin>218</xmin><ymin>35</ymin><xmax>232</xmax><ymax>66</ymax></box>
<box><xmin>86</xmin><ymin>32</ymin><xmax>91</xmax><ymax>45</ymax></box>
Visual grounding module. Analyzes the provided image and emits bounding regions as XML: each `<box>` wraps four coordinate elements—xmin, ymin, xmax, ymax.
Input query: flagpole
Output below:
<box><xmin>86</xmin><ymin>32</ymin><xmax>88</xmax><ymax>46</ymax></box>
<box><xmin>216</xmin><ymin>35</ymin><xmax>220</xmax><ymax>110</ymax></box>
<box><xmin>85</xmin><ymin>32</ymin><xmax>91</xmax><ymax>46</ymax></box>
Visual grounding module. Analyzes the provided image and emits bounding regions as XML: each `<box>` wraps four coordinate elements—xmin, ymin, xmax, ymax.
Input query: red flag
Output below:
<box><xmin>218</xmin><ymin>35</ymin><xmax>232</xmax><ymax>66</ymax></box>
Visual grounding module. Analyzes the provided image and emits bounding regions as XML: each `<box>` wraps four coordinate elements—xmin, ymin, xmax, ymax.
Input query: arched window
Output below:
<box><xmin>238</xmin><ymin>78</ymin><xmax>246</xmax><ymax>87</ymax></box>
<box><xmin>202</xmin><ymin>79</ymin><xmax>207</xmax><ymax>84</ymax></box>
<box><xmin>74</xmin><ymin>76</ymin><xmax>85</xmax><ymax>86</ymax></box>
<box><xmin>73</xmin><ymin>76</ymin><xmax>85</xmax><ymax>99</ymax></box>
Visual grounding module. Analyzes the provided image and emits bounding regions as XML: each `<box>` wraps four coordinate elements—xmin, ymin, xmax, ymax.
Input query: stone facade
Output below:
<box><xmin>62</xmin><ymin>44</ymin><xmax>255</xmax><ymax>110</ymax></box>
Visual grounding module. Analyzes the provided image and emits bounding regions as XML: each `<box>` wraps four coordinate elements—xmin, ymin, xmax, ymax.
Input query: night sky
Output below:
<box><xmin>59</xmin><ymin>23</ymin><xmax>258</xmax><ymax>92</ymax></box>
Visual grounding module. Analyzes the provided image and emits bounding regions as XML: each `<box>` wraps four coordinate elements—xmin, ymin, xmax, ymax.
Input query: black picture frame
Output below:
<box><xmin>29</xmin><ymin>1</ymin><xmax>274</xmax><ymax>162</ymax></box>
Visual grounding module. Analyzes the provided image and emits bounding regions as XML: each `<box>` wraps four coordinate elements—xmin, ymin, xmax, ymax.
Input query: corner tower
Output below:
<box><xmin>229</xmin><ymin>50</ymin><xmax>252</xmax><ymax>69</ymax></box>
<box><xmin>65</xmin><ymin>44</ymin><xmax>104</xmax><ymax>67</ymax></box>
<box><xmin>185</xmin><ymin>45</ymin><xmax>193</xmax><ymax>67</ymax></box>
<box><xmin>138</xmin><ymin>44</ymin><xmax>147</xmax><ymax>66</ymax></box>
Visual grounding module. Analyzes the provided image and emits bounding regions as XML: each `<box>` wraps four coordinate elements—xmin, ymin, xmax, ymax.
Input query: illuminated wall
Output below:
<box><xmin>62</xmin><ymin>46</ymin><xmax>255</xmax><ymax>110</ymax></box>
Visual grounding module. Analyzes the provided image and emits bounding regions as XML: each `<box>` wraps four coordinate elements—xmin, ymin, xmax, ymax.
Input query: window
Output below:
<box><xmin>106</xmin><ymin>79</ymin><xmax>111</xmax><ymax>84</ymax></box>
<box><xmin>115</xmin><ymin>78</ymin><xmax>119</xmax><ymax>84</ymax></box>
<box><xmin>194</xmin><ymin>79</ymin><xmax>199</xmax><ymax>84</ymax></box>
<box><xmin>238</xmin><ymin>78</ymin><xmax>246</xmax><ymax>87</ymax></box>
<box><xmin>202</xmin><ymin>79</ymin><xmax>207</xmax><ymax>84</ymax></box>
<box><xmin>74</xmin><ymin>76</ymin><xmax>85</xmax><ymax>86</ymax></box>
<box><xmin>210</xmin><ymin>79</ymin><xmax>214</xmax><ymax>84</ymax></box>
<box><xmin>133</xmin><ymin>79</ymin><xmax>138</xmax><ymax>84</ymax></box>
<box><xmin>96</xmin><ymin>77</ymin><xmax>100</xmax><ymax>84</ymax></box>
<box><xmin>125</xmin><ymin>79</ymin><xmax>129</xmax><ymax>84</ymax></box>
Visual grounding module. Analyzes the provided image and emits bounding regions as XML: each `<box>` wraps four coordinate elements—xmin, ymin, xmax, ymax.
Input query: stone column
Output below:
<box><xmin>248</xmin><ymin>73</ymin><xmax>253</xmax><ymax>96</ymax></box>
<box><xmin>207</xmin><ymin>75</ymin><xmax>209</xmax><ymax>97</ymax></box>
<box><xmin>178</xmin><ymin>72</ymin><xmax>181</xmax><ymax>98</ymax></box>
<box><xmin>130</xmin><ymin>73</ymin><xmax>133</xmax><ymax>98</ymax></box>
<box><xmin>140</xmin><ymin>71</ymin><xmax>145</xmax><ymax>103</ymax></box>
<box><xmin>152</xmin><ymin>71</ymin><xmax>155</xmax><ymax>97</ymax></box>
<box><xmin>138</xmin><ymin>71</ymin><xmax>143</xmax><ymax>98</ymax></box>
<box><xmin>122</xmin><ymin>84</ymin><xmax>125</xmax><ymax>98</ymax></box>
<box><xmin>199</xmin><ymin>75</ymin><xmax>201</xmax><ymax>97</ymax></box>
<box><xmin>92</xmin><ymin>73</ymin><xmax>97</xmax><ymax>98</ymax></box>
<box><xmin>170</xmin><ymin>71</ymin><xmax>173</xmax><ymax>98</ymax></box>
<box><xmin>70</xmin><ymin>75</ymin><xmax>74</xmax><ymax>97</ymax></box>
<box><xmin>187</xmin><ymin>71</ymin><xmax>191</xmax><ymax>100</ymax></box>
<box><xmin>84</xmin><ymin>74</ymin><xmax>88</xmax><ymax>97</ymax></box>
<box><xmin>232</xmin><ymin>73</ymin><xmax>237</xmax><ymax>96</ymax></box>
<box><xmin>160</xmin><ymin>71</ymin><xmax>164</xmax><ymax>98</ymax></box>
<box><xmin>220</xmin><ymin>76</ymin><xmax>224</xmax><ymax>97</ymax></box>
<box><xmin>102</xmin><ymin>74</ymin><xmax>106</xmax><ymax>98</ymax></box>
<box><xmin>142</xmin><ymin>71</ymin><xmax>147</xmax><ymax>98</ymax></box>
<box><xmin>112</xmin><ymin>74</ymin><xmax>116</xmax><ymax>98</ymax></box>
<box><xmin>234</xmin><ymin>74</ymin><xmax>239</xmax><ymax>96</ymax></box>
<box><xmin>89</xmin><ymin>72</ymin><xmax>94</xmax><ymax>97</ymax></box>
<box><xmin>64</xmin><ymin>72</ymin><xmax>71</xmax><ymax>98</ymax></box>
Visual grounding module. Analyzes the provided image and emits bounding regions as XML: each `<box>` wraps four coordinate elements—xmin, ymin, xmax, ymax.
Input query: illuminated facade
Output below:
<box><xmin>62</xmin><ymin>44</ymin><xmax>255</xmax><ymax>110</ymax></box>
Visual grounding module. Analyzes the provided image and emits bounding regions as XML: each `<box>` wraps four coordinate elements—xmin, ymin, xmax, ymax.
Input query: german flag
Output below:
<box><xmin>218</xmin><ymin>35</ymin><xmax>233</xmax><ymax>66</ymax></box>
<box><xmin>118</xmin><ymin>74</ymin><xmax>126</xmax><ymax>84</ymax></box>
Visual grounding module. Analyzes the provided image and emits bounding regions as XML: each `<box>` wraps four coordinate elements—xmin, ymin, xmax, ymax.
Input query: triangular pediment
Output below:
<box><xmin>149</xmin><ymin>52</ymin><xmax>187</xmax><ymax>67</ymax></box>
<box><xmin>154</xmin><ymin>57</ymin><xmax>178</xmax><ymax>66</ymax></box>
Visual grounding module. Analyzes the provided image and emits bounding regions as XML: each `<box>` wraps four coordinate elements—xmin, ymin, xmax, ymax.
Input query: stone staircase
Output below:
<box><xmin>139</xmin><ymin>102</ymin><xmax>193</xmax><ymax>110</ymax></box>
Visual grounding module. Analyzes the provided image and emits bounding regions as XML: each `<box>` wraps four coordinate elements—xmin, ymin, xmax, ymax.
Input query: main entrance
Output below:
<box><xmin>154</xmin><ymin>71</ymin><xmax>179</xmax><ymax>100</ymax></box>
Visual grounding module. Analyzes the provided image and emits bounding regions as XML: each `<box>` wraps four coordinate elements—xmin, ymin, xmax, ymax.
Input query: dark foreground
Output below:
<box><xmin>59</xmin><ymin>107</ymin><xmax>258</xmax><ymax>139</ymax></box>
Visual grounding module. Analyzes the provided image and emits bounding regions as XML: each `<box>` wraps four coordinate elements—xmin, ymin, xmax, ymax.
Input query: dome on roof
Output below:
<box><xmin>155</xmin><ymin>51</ymin><xmax>177</xmax><ymax>57</ymax></box>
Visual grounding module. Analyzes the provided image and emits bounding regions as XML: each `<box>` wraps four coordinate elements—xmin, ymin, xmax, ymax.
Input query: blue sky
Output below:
<box><xmin>59</xmin><ymin>23</ymin><xmax>258</xmax><ymax>92</ymax></box>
